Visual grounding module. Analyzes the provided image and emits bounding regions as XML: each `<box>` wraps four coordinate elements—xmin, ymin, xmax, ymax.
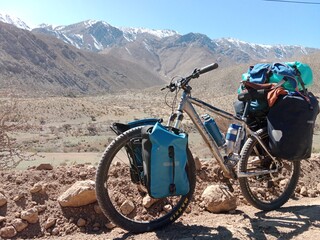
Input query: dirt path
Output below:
<box><xmin>57</xmin><ymin>197</ymin><xmax>320</xmax><ymax>240</ymax></box>
<box><xmin>2</xmin><ymin>158</ymin><xmax>320</xmax><ymax>239</ymax></box>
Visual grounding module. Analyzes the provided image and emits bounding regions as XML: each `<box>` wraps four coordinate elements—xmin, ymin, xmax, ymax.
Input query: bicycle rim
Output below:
<box><xmin>238</xmin><ymin>130</ymin><xmax>300</xmax><ymax>210</ymax></box>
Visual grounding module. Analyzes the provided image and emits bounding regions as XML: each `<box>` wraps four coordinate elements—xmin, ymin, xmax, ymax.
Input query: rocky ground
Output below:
<box><xmin>0</xmin><ymin>155</ymin><xmax>320</xmax><ymax>239</ymax></box>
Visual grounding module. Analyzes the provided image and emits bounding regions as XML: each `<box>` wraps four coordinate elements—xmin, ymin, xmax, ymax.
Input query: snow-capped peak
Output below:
<box><xmin>218</xmin><ymin>37</ymin><xmax>274</xmax><ymax>49</ymax></box>
<box><xmin>121</xmin><ymin>27</ymin><xmax>178</xmax><ymax>39</ymax></box>
<box><xmin>0</xmin><ymin>12</ymin><xmax>30</xmax><ymax>30</ymax></box>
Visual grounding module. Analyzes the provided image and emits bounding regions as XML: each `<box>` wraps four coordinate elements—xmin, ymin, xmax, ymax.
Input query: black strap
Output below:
<box><xmin>292</xmin><ymin>65</ymin><xmax>311</xmax><ymax>105</ymax></box>
<box><xmin>168</xmin><ymin>146</ymin><xmax>176</xmax><ymax>194</ymax></box>
<box><xmin>294</xmin><ymin>66</ymin><xmax>308</xmax><ymax>95</ymax></box>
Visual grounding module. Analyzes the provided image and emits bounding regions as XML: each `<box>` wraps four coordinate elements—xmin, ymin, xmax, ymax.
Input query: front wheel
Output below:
<box><xmin>95</xmin><ymin>126</ymin><xmax>196</xmax><ymax>233</ymax></box>
<box><xmin>238</xmin><ymin>129</ymin><xmax>300</xmax><ymax>211</ymax></box>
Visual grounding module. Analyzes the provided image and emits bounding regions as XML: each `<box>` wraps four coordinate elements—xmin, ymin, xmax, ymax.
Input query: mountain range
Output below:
<box><xmin>0</xmin><ymin>13</ymin><xmax>319</xmax><ymax>96</ymax></box>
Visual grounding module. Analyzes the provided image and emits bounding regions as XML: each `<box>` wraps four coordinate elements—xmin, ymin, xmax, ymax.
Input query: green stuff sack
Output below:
<box><xmin>268</xmin><ymin>61</ymin><xmax>313</xmax><ymax>92</ymax></box>
<box><xmin>241</xmin><ymin>62</ymin><xmax>313</xmax><ymax>92</ymax></box>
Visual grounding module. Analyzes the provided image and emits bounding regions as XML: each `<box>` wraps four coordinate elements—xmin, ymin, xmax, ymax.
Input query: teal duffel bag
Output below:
<box><xmin>241</xmin><ymin>61</ymin><xmax>313</xmax><ymax>92</ymax></box>
<box><xmin>141</xmin><ymin>122</ymin><xmax>190</xmax><ymax>198</ymax></box>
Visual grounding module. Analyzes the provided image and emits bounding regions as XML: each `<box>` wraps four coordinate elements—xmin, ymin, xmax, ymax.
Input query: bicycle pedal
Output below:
<box><xmin>225</xmin><ymin>181</ymin><xmax>234</xmax><ymax>192</ymax></box>
<box><xmin>220</xmin><ymin>178</ymin><xmax>234</xmax><ymax>192</ymax></box>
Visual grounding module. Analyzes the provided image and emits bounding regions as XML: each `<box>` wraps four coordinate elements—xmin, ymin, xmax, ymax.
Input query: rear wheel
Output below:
<box><xmin>238</xmin><ymin>129</ymin><xmax>300</xmax><ymax>211</ymax></box>
<box><xmin>96</xmin><ymin>126</ymin><xmax>196</xmax><ymax>233</ymax></box>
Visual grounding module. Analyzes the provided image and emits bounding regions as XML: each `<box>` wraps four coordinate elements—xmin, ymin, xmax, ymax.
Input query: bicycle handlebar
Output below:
<box><xmin>198</xmin><ymin>63</ymin><xmax>219</xmax><ymax>75</ymax></box>
<box><xmin>162</xmin><ymin>63</ymin><xmax>219</xmax><ymax>92</ymax></box>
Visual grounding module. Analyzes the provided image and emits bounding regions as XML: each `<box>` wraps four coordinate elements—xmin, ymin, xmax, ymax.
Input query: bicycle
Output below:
<box><xmin>95</xmin><ymin>63</ymin><xmax>300</xmax><ymax>233</ymax></box>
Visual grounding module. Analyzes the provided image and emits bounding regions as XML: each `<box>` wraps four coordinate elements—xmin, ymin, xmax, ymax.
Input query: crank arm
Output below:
<box><xmin>237</xmin><ymin>168</ymin><xmax>278</xmax><ymax>178</ymax></box>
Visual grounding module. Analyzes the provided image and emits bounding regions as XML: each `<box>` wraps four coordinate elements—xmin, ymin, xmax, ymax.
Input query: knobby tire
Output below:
<box><xmin>238</xmin><ymin>129</ymin><xmax>300</xmax><ymax>211</ymax></box>
<box><xmin>95</xmin><ymin>126</ymin><xmax>196</xmax><ymax>233</ymax></box>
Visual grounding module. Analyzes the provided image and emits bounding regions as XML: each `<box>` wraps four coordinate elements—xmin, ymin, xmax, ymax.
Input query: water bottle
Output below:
<box><xmin>225</xmin><ymin>123</ymin><xmax>241</xmax><ymax>155</ymax></box>
<box><xmin>202</xmin><ymin>114</ymin><xmax>225</xmax><ymax>147</ymax></box>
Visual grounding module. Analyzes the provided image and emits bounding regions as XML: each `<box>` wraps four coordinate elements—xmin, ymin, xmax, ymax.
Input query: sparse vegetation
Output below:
<box><xmin>0</xmin><ymin>98</ymin><xmax>34</xmax><ymax>169</ymax></box>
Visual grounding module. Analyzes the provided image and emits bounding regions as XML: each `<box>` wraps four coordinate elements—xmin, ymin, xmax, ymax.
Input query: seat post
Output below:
<box><xmin>242</xmin><ymin>101</ymin><xmax>251</xmax><ymax>122</ymax></box>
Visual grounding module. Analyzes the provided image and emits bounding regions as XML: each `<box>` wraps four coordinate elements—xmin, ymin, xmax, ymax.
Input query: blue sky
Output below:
<box><xmin>1</xmin><ymin>0</ymin><xmax>320</xmax><ymax>48</ymax></box>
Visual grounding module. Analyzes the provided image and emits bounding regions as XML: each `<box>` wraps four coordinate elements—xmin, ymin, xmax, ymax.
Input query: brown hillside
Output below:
<box><xmin>0</xmin><ymin>22</ymin><xmax>165</xmax><ymax>97</ymax></box>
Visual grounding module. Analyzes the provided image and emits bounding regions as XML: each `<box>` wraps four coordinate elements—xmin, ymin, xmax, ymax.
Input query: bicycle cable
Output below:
<box><xmin>164</xmin><ymin>76</ymin><xmax>181</xmax><ymax>114</ymax></box>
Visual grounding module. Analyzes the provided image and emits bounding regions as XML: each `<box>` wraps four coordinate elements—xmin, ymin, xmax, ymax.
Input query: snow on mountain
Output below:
<box><xmin>1</xmin><ymin>13</ymin><xmax>318</xmax><ymax>63</ymax></box>
<box><xmin>0</xmin><ymin>12</ymin><xmax>30</xmax><ymax>30</ymax></box>
<box><xmin>120</xmin><ymin>27</ymin><xmax>178</xmax><ymax>41</ymax></box>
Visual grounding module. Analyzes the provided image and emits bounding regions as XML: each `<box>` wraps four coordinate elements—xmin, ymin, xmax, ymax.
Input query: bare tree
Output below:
<box><xmin>0</xmin><ymin>99</ymin><xmax>33</xmax><ymax>169</ymax></box>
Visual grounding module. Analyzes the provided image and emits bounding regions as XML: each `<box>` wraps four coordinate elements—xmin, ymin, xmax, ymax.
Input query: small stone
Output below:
<box><xmin>93</xmin><ymin>226</ymin><xmax>100</xmax><ymax>231</ymax></box>
<box><xmin>44</xmin><ymin>217</ymin><xmax>57</xmax><ymax>229</ymax></box>
<box><xmin>21</xmin><ymin>207</ymin><xmax>39</xmax><ymax>224</ymax></box>
<box><xmin>12</xmin><ymin>219</ymin><xmax>28</xmax><ymax>232</ymax></box>
<box><xmin>308</xmin><ymin>189</ymin><xmax>317</xmax><ymax>198</ymax></box>
<box><xmin>93</xmin><ymin>222</ymin><xmax>100</xmax><ymax>228</ymax></box>
<box><xmin>0</xmin><ymin>193</ymin><xmax>7</xmax><ymax>207</ymax></box>
<box><xmin>52</xmin><ymin>228</ymin><xmax>59</xmax><ymax>236</ymax></box>
<box><xmin>0</xmin><ymin>216</ymin><xmax>6</xmax><ymax>223</ymax></box>
<box><xmin>94</xmin><ymin>203</ymin><xmax>102</xmax><ymax>214</ymax></box>
<box><xmin>163</xmin><ymin>204</ymin><xmax>172</xmax><ymax>213</ymax></box>
<box><xmin>300</xmin><ymin>186</ymin><xmax>308</xmax><ymax>196</ymax></box>
<box><xmin>142</xmin><ymin>195</ymin><xmax>158</xmax><ymax>208</ymax></box>
<box><xmin>0</xmin><ymin>226</ymin><xmax>17</xmax><ymax>238</ymax></box>
<box><xmin>194</xmin><ymin>156</ymin><xmax>202</xmax><ymax>170</ymax></box>
<box><xmin>120</xmin><ymin>200</ymin><xmax>135</xmax><ymax>215</ymax></box>
<box><xmin>185</xmin><ymin>206</ymin><xmax>191</xmax><ymax>214</ymax></box>
<box><xmin>317</xmin><ymin>183</ymin><xmax>320</xmax><ymax>193</ymax></box>
<box><xmin>279</xmin><ymin>179</ymin><xmax>289</xmax><ymax>188</ymax></box>
<box><xmin>36</xmin><ymin>163</ymin><xmax>53</xmax><ymax>170</ymax></box>
<box><xmin>13</xmin><ymin>192</ymin><xmax>25</xmax><ymax>202</ymax></box>
<box><xmin>13</xmin><ymin>196</ymin><xmax>21</xmax><ymax>202</ymax></box>
<box><xmin>15</xmin><ymin>177</ymin><xmax>24</xmax><ymax>185</ymax></box>
<box><xmin>79</xmin><ymin>172</ymin><xmax>87</xmax><ymax>179</ymax></box>
<box><xmin>30</xmin><ymin>182</ymin><xmax>43</xmax><ymax>193</ymax></box>
<box><xmin>105</xmin><ymin>222</ymin><xmax>116</xmax><ymax>230</ymax></box>
<box><xmin>35</xmin><ymin>204</ymin><xmax>47</xmax><ymax>213</ymax></box>
<box><xmin>77</xmin><ymin>218</ymin><xmax>86</xmax><ymax>227</ymax></box>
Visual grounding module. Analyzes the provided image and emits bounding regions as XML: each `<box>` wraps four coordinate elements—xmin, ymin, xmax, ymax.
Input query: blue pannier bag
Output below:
<box><xmin>141</xmin><ymin>122</ymin><xmax>190</xmax><ymax>198</ymax></box>
<box><xmin>110</xmin><ymin>118</ymin><xmax>161</xmax><ymax>184</ymax></box>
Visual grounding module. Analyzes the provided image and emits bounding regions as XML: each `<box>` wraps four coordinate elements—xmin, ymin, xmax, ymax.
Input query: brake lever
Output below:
<box><xmin>161</xmin><ymin>82</ymin><xmax>176</xmax><ymax>92</ymax></box>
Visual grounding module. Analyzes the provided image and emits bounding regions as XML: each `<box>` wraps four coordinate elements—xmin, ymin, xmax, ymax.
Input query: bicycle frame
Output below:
<box><xmin>167</xmin><ymin>90</ymin><xmax>277</xmax><ymax>179</ymax></box>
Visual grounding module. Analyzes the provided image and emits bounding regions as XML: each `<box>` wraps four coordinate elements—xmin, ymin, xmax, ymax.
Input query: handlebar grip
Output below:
<box><xmin>198</xmin><ymin>63</ymin><xmax>218</xmax><ymax>75</ymax></box>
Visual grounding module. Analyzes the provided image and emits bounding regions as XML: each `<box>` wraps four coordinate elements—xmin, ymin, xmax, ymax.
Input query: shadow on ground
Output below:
<box><xmin>244</xmin><ymin>205</ymin><xmax>320</xmax><ymax>240</ymax></box>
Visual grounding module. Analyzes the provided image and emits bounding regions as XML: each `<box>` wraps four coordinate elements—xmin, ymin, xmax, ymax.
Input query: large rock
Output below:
<box><xmin>0</xmin><ymin>193</ymin><xmax>7</xmax><ymax>207</ymax></box>
<box><xmin>201</xmin><ymin>185</ymin><xmax>237</xmax><ymax>213</ymax></box>
<box><xmin>58</xmin><ymin>180</ymin><xmax>96</xmax><ymax>207</ymax></box>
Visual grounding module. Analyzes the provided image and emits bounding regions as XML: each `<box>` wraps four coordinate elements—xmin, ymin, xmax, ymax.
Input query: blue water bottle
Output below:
<box><xmin>202</xmin><ymin>114</ymin><xmax>225</xmax><ymax>147</ymax></box>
